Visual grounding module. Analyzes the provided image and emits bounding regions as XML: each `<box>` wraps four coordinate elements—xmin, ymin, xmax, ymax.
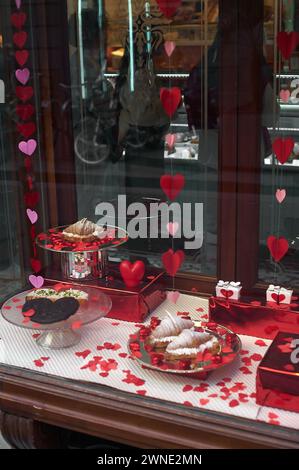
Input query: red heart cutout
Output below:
<box><xmin>271</xmin><ymin>293</ymin><xmax>286</xmax><ymax>304</ymax></box>
<box><xmin>220</xmin><ymin>289</ymin><xmax>234</xmax><ymax>299</ymax></box>
<box><xmin>13</xmin><ymin>31</ymin><xmax>28</xmax><ymax>49</ymax></box>
<box><xmin>120</xmin><ymin>260</ymin><xmax>145</xmax><ymax>288</ymax></box>
<box><xmin>17</xmin><ymin>122</ymin><xmax>36</xmax><ymax>138</ymax></box>
<box><xmin>162</xmin><ymin>249</ymin><xmax>185</xmax><ymax>276</ymax></box>
<box><xmin>15</xmin><ymin>50</ymin><xmax>29</xmax><ymax>67</ymax></box>
<box><xmin>16</xmin><ymin>104</ymin><xmax>35</xmax><ymax>121</ymax></box>
<box><xmin>267</xmin><ymin>236</ymin><xmax>289</xmax><ymax>262</ymax></box>
<box><xmin>156</xmin><ymin>0</ymin><xmax>182</xmax><ymax>18</ymax></box>
<box><xmin>30</xmin><ymin>258</ymin><xmax>42</xmax><ymax>273</ymax></box>
<box><xmin>160</xmin><ymin>87</ymin><xmax>182</xmax><ymax>117</ymax></box>
<box><xmin>272</xmin><ymin>137</ymin><xmax>294</xmax><ymax>164</ymax></box>
<box><xmin>11</xmin><ymin>12</ymin><xmax>27</xmax><ymax>29</ymax></box>
<box><xmin>277</xmin><ymin>32</ymin><xmax>299</xmax><ymax>60</ymax></box>
<box><xmin>24</xmin><ymin>191</ymin><xmax>39</xmax><ymax>208</ymax></box>
<box><xmin>160</xmin><ymin>173</ymin><xmax>185</xmax><ymax>200</ymax></box>
<box><xmin>16</xmin><ymin>86</ymin><xmax>33</xmax><ymax>103</ymax></box>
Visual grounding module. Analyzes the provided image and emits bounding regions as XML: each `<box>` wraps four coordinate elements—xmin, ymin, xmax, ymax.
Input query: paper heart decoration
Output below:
<box><xmin>160</xmin><ymin>173</ymin><xmax>185</xmax><ymax>200</ymax></box>
<box><xmin>156</xmin><ymin>0</ymin><xmax>182</xmax><ymax>18</ymax></box>
<box><xmin>15</xmin><ymin>68</ymin><xmax>30</xmax><ymax>85</ymax></box>
<box><xmin>167</xmin><ymin>291</ymin><xmax>180</xmax><ymax>304</ymax></box>
<box><xmin>16</xmin><ymin>85</ymin><xmax>33</xmax><ymax>102</ymax></box>
<box><xmin>164</xmin><ymin>41</ymin><xmax>176</xmax><ymax>57</ymax></box>
<box><xmin>16</xmin><ymin>104</ymin><xmax>35</xmax><ymax>121</ymax></box>
<box><xmin>276</xmin><ymin>188</ymin><xmax>286</xmax><ymax>204</ymax></box>
<box><xmin>272</xmin><ymin>137</ymin><xmax>294</xmax><ymax>164</ymax></box>
<box><xmin>30</xmin><ymin>258</ymin><xmax>42</xmax><ymax>273</ymax></box>
<box><xmin>120</xmin><ymin>260</ymin><xmax>145</xmax><ymax>287</ymax></box>
<box><xmin>166</xmin><ymin>221</ymin><xmax>179</xmax><ymax>236</ymax></box>
<box><xmin>13</xmin><ymin>31</ymin><xmax>27</xmax><ymax>49</ymax></box>
<box><xmin>15</xmin><ymin>0</ymin><xmax>22</xmax><ymax>9</ymax></box>
<box><xmin>25</xmin><ymin>191</ymin><xmax>39</xmax><ymax>208</ymax></box>
<box><xmin>166</xmin><ymin>133</ymin><xmax>176</xmax><ymax>149</ymax></box>
<box><xmin>271</xmin><ymin>293</ymin><xmax>286</xmax><ymax>304</ymax></box>
<box><xmin>277</xmin><ymin>31</ymin><xmax>299</xmax><ymax>60</ymax></box>
<box><xmin>11</xmin><ymin>12</ymin><xmax>27</xmax><ymax>29</ymax></box>
<box><xmin>15</xmin><ymin>50</ymin><xmax>29</xmax><ymax>67</ymax></box>
<box><xmin>162</xmin><ymin>249</ymin><xmax>185</xmax><ymax>276</ymax></box>
<box><xmin>18</xmin><ymin>139</ymin><xmax>37</xmax><ymax>156</ymax></box>
<box><xmin>160</xmin><ymin>87</ymin><xmax>182</xmax><ymax>118</ymax></box>
<box><xmin>267</xmin><ymin>235</ymin><xmax>289</xmax><ymax>262</ymax></box>
<box><xmin>29</xmin><ymin>275</ymin><xmax>44</xmax><ymax>289</ymax></box>
<box><xmin>220</xmin><ymin>289</ymin><xmax>234</xmax><ymax>299</ymax></box>
<box><xmin>279</xmin><ymin>89</ymin><xmax>290</xmax><ymax>103</ymax></box>
<box><xmin>17</xmin><ymin>122</ymin><xmax>36</xmax><ymax>139</ymax></box>
<box><xmin>26</xmin><ymin>208</ymin><xmax>38</xmax><ymax>224</ymax></box>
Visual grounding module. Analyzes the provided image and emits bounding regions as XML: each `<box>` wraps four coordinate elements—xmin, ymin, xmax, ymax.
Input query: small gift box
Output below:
<box><xmin>45</xmin><ymin>265</ymin><xmax>166</xmax><ymax>323</ymax></box>
<box><xmin>256</xmin><ymin>331</ymin><xmax>299</xmax><ymax>413</ymax></box>
<box><xmin>216</xmin><ymin>281</ymin><xmax>242</xmax><ymax>300</ymax></box>
<box><xmin>266</xmin><ymin>285</ymin><xmax>293</xmax><ymax>305</ymax></box>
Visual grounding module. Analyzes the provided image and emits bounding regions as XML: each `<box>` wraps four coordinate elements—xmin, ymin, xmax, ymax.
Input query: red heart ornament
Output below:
<box><xmin>30</xmin><ymin>258</ymin><xmax>42</xmax><ymax>273</ymax></box>
<box><xmin>120</xmin><ymin>260</ymin><xmax>145</xmax><ymax>288</ymax></box>
<box><xmin>160</xmin><ymin>173</ymin><xmax>185</xmax><ymax>200</ymax></box>
<box><xmin>13</xmin><ymin>31</ymin><xmax>28</xmax><ymax>48</ymax></box>
<box><xmin>162</xmin><ymin>249</ymin><xmax>185</xmax><ymax>276</ymax></box>
<box><xmin>17</xmin><ymin>122</ymin><xmax>36</xmax><ymax>138</ymax></box>
<box><xmin>24</xmin><ymin>191</ymin><xmax>39</xmax><ymax>208</ymax></box>
<box><xmin>277</xmin><ymin>31</ymin><xmax>299</xmax><ymax>60</ymax></box>
<box><xmin>11</xmin><ymin>12</ymin><xmax>27</xmax><ymax>29</ymax></box>
<box><xmin>15</xmin><ymin>50</ymin><xmax>29</xmax><ymax>67</ymax></box>
<box><xmin>156</xmin><ymin>0</ymin><xmax>182</xmax><ymax>18</ymax></box>
<box><xmin>16</xmin><ymin>86</ymin><xmax>33</xmax><ymax>103</ymax></box>
<box><xmin>267</xmin><ymin>235</ymin><xmax>289</xmax><ymax>262</ymax></box>
<box><xmin>16</xmin><ymin>104</ymin><xmax>35</xmax><ymax>121</ymax></box>
<box><xmin>272</xmin><ymin>137</ymin><xmax>294</xmax><ymax>164</ymax></box>
<box><xmin>220</xmin><ymin>289</ymin><xmax>234</xmax><ymax>299</ymax></box>
<box><xmin>271</xmin><ymin>293</ymin><xmax>286</xmax><ymax>304</ymax></box>
<box><xmin>160</xmin><ymin>87</ymin><xmax>181</xmax><ymax>117</ymax></box>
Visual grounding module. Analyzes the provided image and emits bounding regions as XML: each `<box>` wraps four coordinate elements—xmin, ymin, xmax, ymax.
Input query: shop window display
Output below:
<box><xmin>0</xmin><ymin>0</ymin><xmax>298</xmax><ymax>450</ymax></box>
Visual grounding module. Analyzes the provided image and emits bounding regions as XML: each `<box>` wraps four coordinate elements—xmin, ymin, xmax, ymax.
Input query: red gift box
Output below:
<box><xmin>209</xmin><ymin>296</ymin><xmax>299</xmax><ymax>339</ymax></box>
<box><xmin>45</xmin><ymin>266</ymin><xmax>166</xmax><ymax>323</ymax></box>
<box><xmin>256</xmin><ymin>331</ymin><xmax>299</xmax><ymax>413</ymax></box>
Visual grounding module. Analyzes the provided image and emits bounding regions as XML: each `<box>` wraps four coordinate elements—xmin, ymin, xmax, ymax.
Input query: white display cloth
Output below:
<box><xmin>0</xmin><ymin>292</ymin><xmax>298</xmax><ymax>431</ymax></box>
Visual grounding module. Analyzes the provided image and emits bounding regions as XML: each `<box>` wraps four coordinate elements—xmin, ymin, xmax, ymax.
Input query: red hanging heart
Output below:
<box><xmin>156</xmin><ymin>0</ymin><xmax>182</xmax><ymax>18</ymax></box>
<box><xmin>30</xmin><ymin>226</ymin><xmax>36</xmax><ymax>240</ymax></box>
<box><xmin>162</xmin><ymin>249</ymin><xmax>185</xmax><ymax>276</ymax></box>
<box><xmin>120</xmin><ymin>260</ymin><xmax>145</xmax><ymax>288</ymax></box>
<box><xmin>267</xmin><ymin>236</ymin><xmax>289</xmax><ymax>262</ymax></box>
<box><xmin>24</xmin><ymin>191</ymin><xmax>39</xmax><ymax>208</ymax></box>
<box><xmin>11</xmin><ymin>12</ymin><xmax>27</xmax><ymax>29</ymax></box>
<box><xmin>277</xmin><ymin>32</ymin><xmax>299</xmax><ymax>60</ymax></box>
<box><xmin>220</xmin><ymin>289</ymin><xmax>234</xmax><ymax>299</ymax></box>
<box><xmin>16</xmin><ymin>86</ymin><xmax>33</xmax><ymax>103</ymax></box>
<box><xmin>30</xmin><ymin>258</ymin><xmax>42</xmax><ymax>273</ymax></box>
<box><xmin>24</xmin><ymin>156</ymin><xmax>32</xmax><ymax>171</ymax></box>
<box><xmin>13</xmin><ymin>31</ymin><xmax>28</xmax><ymax>49</ymax></box>
<box><xmin>272</xmin><ymin>137</ymin><xmax>294</xmax><ymax>164</ymax></box>
<box><xmin>15</xmin><ymin>50</ymin><xmax>29</xmax><ymax>67</ymax></box>
<box><xmin>17</xmin><ymin>122</ymin><xmax>36</xmax><ymax>138</ymax></box>
<box><xmin>271</xmin><ymin>293</ymin><xmax>286</xmax><ymax>304</ymax></box>
<box><xmin>16</xmin><ymin>104</ymin><xmax>35</xmax><ymax>121</ymax></box>
<box><xmin>160</xmin><ymin>87</ymin><xmax>181</xmax><ymax>117</ymax></box>
<box><xmin>160</xmin><ymin>173</ymin><xmax>185</xmax><ymax>201</ymax></box>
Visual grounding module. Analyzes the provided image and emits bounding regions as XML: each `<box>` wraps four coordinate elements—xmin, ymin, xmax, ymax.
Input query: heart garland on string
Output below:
<box><xmin>17</xmin><ymin>122</ymin><xmax>36</xmax><ymax>138</ymax></box>
<box><xmin>162</xmin><ymin>249</ymin><xmax>185</xmax><ymax>276</ymax></box>
<box><xmin>166</xmin><ymin>133</ymin><xmax>176</xmax><ymax>150</ymax></box>
<box><xmin>15</xmin><ymin>50</ymin><xmax>29</xmax><ymax>66</ymax></box>
<box><xmin>11</xmin><ymin>12</ymin><xmax>27</xmax><ymax>29</ymax></box>
<box><xmin>13</xmin><ymin>31</ymin><xmax>27</xmax><ymax>48</ymax></box>
<box><xmin>15</xmin><ymin>68</ymin><xmax>30</xmax><ymax>85</ymax></box>
<box><xmin>267</xmin><ymin>236</ymin><xmax>289</xmax><ymax>262</ymax></box>
<box><xmin>156</xmin><ymin>0</ymin><xmax>182</xmax><ymax>18</ymax></box>
<box><xmin>279</xmin><ymin>89</ymin><xmax>290</xmax><ymax>103</ymax></box>
<box><xmin>277</xmin><ymin>31</ymin><xmax>299</xmax><ymax>60</ymax></box>
<box><xmin>272</xmin><ymin>137</ymin><xmax>294</xmax><ymax>164</ymax></box>
<box><xmin>160</xmin><ymin>173</ymin><xmax>185</xmax><ymax>200</ymax></box>
<box><xmin>16</xmin><ymin>104</ymin><xmax>35</xmax><ymax>120</ymax></box>
<box><xmin>164</xmin><ymin>41</ymin><xmax>176</xmax><ymax>57</ymax></box>
<box><xmin>276</xmin><ymin>189</ymin><xmax>286</xmax><ymax>204</ymax></box>
<box><xmin>160</xmin><ymin>87</ymin><xmax>182</xmax><ymax>118</ymax></box>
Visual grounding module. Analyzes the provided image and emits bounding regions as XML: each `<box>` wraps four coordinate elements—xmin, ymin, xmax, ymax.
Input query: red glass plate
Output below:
<box><xmin>128</xmin><ymin>321</ymin><xmax>241</xmax><ymax>379</ymax></box>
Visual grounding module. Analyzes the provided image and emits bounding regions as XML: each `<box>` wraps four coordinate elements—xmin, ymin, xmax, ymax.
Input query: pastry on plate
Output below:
<box><xmin>148</xmin><ymin>314</ymin><xmax>193</xmax><ymax>349</ymax></box>
<box><xmin>26</xmin><ymin>288</ymin><xmax>88</xmax><ymax>305</ymax></box>
<box><xmin>165</xmin><ymin>329</ymin><xmax>220</xmax><ymax>361</ymax></box>
<box><xmin>62</xmin><ymin>218</ymin><xmax>105</xmax><ymax>243</ymax></box>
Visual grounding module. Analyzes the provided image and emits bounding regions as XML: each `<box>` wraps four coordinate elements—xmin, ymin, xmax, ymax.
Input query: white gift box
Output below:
<box><xmin>266</xmin><ymin>284</ymin><xmax>293</xmax><ymax>304</ymax></box>
<box><xmin>216</xmin><ymin>280</ymin><xmax>242</xmax><ymax>300</ymax></box>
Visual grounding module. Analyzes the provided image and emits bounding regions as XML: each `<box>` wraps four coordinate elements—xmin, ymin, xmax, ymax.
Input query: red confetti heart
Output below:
<box><xmin>182</xmin><ymin>384</ymin><xmax>193</xmax><ymax>392</ymax></box>
<box><xmin>156</xmin><ymin>0</ymin><xmax>182</xmax><ymax>18</ymax></box>
<box><xmin>229</xmin><ymin>399</ymin><xmax>239</xmax><ymax>408</ymax></box>
<box><xmin>33</xmin><ymin>359</ymin><xmax>44</xmax><ymax>367</ymax></box>
<box><xmin>162</xmin><ymin>248</ymin><xmax>185</xmax><ymax>276</ymax></box>
<box><xmin>160</xmin><ymin>87</ymin><xmax>182</xmax><ymax>117</ymax></box>
<box><xmin>23</xmin><ymin>308</ymin><xmax>35</xmax><ymax>317</ymax></box>
<box><xmin>272</xmin><ymin>137</ymin><xmax>294</xmax><ymax>164</ymax></box>
<box><xmin>41</xmin><ymin>357</ymin><xmax>49</xmax><ymax>361</ymax></box>
<box><xmin>267</xmin><ymin>236</ymin><xmax>289</xmax><ymax>262</ymax></box>
<box><xmin>15</xmin><ymin>50</ymin><xmax>29</xmax><ymax>67</ymax></box>
<box><xmin>17</xmin><ymin>122</ymin><xmax>36</xmax><ymax>138</ymax></box>
<box><xmin>255</xmin><ymin>339</ymin><xmax>267</xmax><ymax>347</ymax></box>
<box><xmin>13</xmin><ymin>31</ymin><xmax>28</xmax><ymax>48</ymax></box>
<box><xmin>11</xmin><ymin>12</ymin><xmax>27</xmax><ymax>29</ymax></box>
<box><xmin>250</xmin><ymin>353</ymin><xmax>263</xmax><ymax>362</ymax></box>
<box><xmin>136</xmin><ymin>390</ymin><xmax>147</xmax><ymax>396</ymax></box>
<box><xmin>277</xmin><ymin>31</ymin><xmax>299</xmax><ymax>60</ymax></box>
<box><xmin>160</xmin><ymin>173</ymin><xmax>185</xmax><ymax>201</ymax></box>
<box><xmin>16</xmin><ymin>85</ymin><xmax>33</xmax><ymax>103</ymax></box>
<box><xmin>72</xmin><ymin>321</ymin><xmax>82</xmax><ymax>330</ymax></box>
<box><xmin>199</xmin><ymin>399</ymin><xmax>209</xmax><ymax>406</ymax></box>
<box><xmin>183</xmin><ymin>401</ymin><xmax>193</xmax><ymax>407</ymax></box>
<box><xmin>119</xmin><ymin>260</ymin><xmax>145</xmax><ymax>288</ymax></box>
<box><xmin>75</xmin><ymin>349</ymin><xmax>91</xmax><ymax>359</ymax></box>
<box><xmin>264</xmin><ymin>324</ymin><xmax>279</xmax><ymax>335</ymax></box>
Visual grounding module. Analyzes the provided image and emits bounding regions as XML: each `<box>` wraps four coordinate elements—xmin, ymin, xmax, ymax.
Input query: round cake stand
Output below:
<box><xmin>36</xmin><ymin>225</ymin><xmax>128</xmax><ymax>281</ymax></box>
<box><xmin>1</xmin><ymin>290</ymin><xmax>112</xmax><ymax>349</ymax></box>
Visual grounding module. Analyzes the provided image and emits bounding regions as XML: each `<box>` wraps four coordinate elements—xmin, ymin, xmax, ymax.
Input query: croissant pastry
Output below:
<box><xmin>149</xmin><ymin>314</ymin><xmax>194</xmax><ymax>349</ymax></box>
<box><xmin>63</xmin><ymin>218</ymin><xmax>104</xmax><ymax>242</ymax></box>
<box><xmin>165</xmin><ymin>329</ymin><xmax>220</xmax><ymax>360</ymax></box>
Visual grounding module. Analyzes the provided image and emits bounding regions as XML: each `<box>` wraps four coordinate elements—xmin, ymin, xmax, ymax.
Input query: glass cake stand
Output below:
<box><xmin>36</xmin><ymin>225</ymin><xmax>128</xmax><ymax>281</ymax></box>
<box><xmin>1</xmin><ymin>289</ymin><xmax>112</xmax><ymax>349</ymax></box>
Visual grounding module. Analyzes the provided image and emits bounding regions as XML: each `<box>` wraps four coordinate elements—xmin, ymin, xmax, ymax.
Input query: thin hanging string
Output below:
<box><xmin>98</xmin><ymin>0</ymin><xmax>107</xmax><ymax>92</ymax></box>
<box><xmin>77</xmin><ymin>0</ymin><xmax>86</xmax><ymax>99</ymax></box>
<box><xmin>128</xmin><ymin>0</ymin><xmax>135</xmax><ymax>92</ymax></box>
